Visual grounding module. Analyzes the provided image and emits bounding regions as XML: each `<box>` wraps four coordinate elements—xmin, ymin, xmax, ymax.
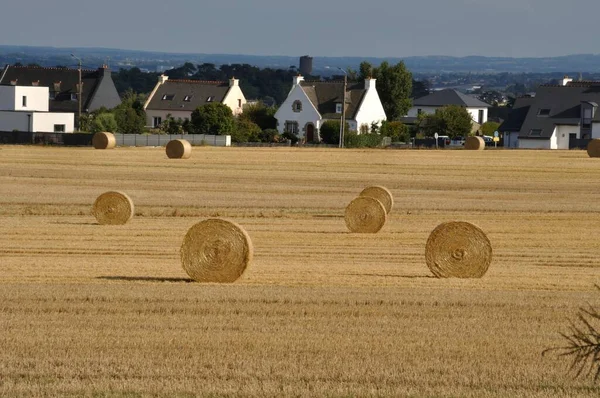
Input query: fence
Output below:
<box><xmin>113</xmin><ymin>134</ymin><xmax>231</xmax><ymax>147</ymax></box>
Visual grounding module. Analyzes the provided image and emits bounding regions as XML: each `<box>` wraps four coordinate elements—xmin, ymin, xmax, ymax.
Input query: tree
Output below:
<box><xmin>91</xmin><ymin>113</ymin><xmax>118</xmax><ymax>133</ymax></box>
<box><xmin>379</xmin><ymin>121</ymin><xmax>410</xmax><ymax>142</ymax></box>
<box><xmin>420</xmin><ymin>106</ymin><xmax>473</xmax><ymax>139</ymax></box>
<box><xmin>239</xmin><ymin>102</ymin><xmax>277</xmax><ymax>130</ymax></box>
<box><xmin>160</xmin><ymin>114</ymin><xmax>183</xmax><ymax>135</ymax></box>
<box><xmin>113</xmin><ymin>90</ymin><xmax>146</xmax><ymax>134</ymax></box>
<box><xmin>481</xmin><ymin>121</ymin><xmax>500</xmax><ymax>136</ymax></box>
<box><xmin>319</xmin><ymin>120</ymin><xmax>349</xmax><ymax>145</ymax></box>
<box><xmin>364</xmin><ymin>61</ymin><xmax>412</xmax><ymax>120</ymax></box>
<box><xmin>232</xmin><ymin>118</ymin><xmax>261</xmax><ymax>143</ymax></box>
<box><xmin>190</xmin><ymin>103</ymin><xmax>235</xmax><ymax>135</ymax></box>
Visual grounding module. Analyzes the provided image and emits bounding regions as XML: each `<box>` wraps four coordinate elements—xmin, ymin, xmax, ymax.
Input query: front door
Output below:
<box><xmin>306</xmin><ymin>124</ymin><xmax>315</xmax><ymax>142</ymax></box>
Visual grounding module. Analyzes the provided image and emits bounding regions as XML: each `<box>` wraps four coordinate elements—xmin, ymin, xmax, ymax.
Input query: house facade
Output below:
<box><xmin>274</xmin><ymin>75</ymin><xmax>387</xmax><ymax>142</ymax></box>
<box><xmin>0</xmin><ymin>64</ymin><xmax>121</xmax><ymax>114</ymax></box>
<box><xmin>406</xmin><ymin>89</ymin><xmax>490</xmax><ymax>128</ymax></box>
<box><xmin>0</xmin><ymin>85</ymin><xmax>74</xmax><ymax>132</ymax></box>
<box><xmin>143</xmin><ymin>75</ymin><xmax>246</xmax><ymax>128</ymax></box>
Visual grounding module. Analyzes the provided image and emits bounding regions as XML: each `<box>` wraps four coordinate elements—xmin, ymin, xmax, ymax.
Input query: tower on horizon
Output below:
<box><xmin>299</xmin><ymin>55</ymin><xmax>313</xmax><ymax>76</ymax></box>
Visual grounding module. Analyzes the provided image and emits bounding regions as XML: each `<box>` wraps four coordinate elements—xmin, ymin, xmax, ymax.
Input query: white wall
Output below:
<box><xmin>222</xmin><ymin>82</ymin><xmax>246</xmax><ymax>116</ymax></box>
<box><xmin>555</xmin><ymin>125</ymin><xmax>579</xmax><ymax>150</ymax></box>
<box><xmin>406</xmin><ymin>105</ymin><xmax>487</xmax><ymax>124</ymax></box>
<box><xmin>32</xmin><ymin>112</ymin><xmax>74</xmax><ymax>133</ymax></box>
<box><xmin>354</xmin><ymin>81</ymin><xmax>387</xmax><ymax>133</ymax></box>
<box><xmin>274</xmin><ymin>84</ymin><xmax>321</xmax><ymax>137</ymax></box>
<box><xmin>0</xmin><ymin>86</ymin><xmax>50</xmax><ymax>112</ymax></box>
<box><xmin>518</xmin><ymin>138</ymin><xmax>552</xmax><ymax>149</ymax></box>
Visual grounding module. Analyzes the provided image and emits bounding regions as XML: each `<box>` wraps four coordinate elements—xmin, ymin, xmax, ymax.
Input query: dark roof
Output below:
<box><xmin>413</xmin><ymin>89</ymin><xmax>490</xmax><ymax>108</ymax></box>
<box><xmin>146</xmin><ymin>80</ymin><xmax>231</xmax><ymax>111</ymax></box>
<box><xmin>299</xmin><ymin>80</ymin><xmax>366</xmax><ymax>119</ymax></box>
<box><xmin>0</xmin><ymin>65</ymin><xmax>121</xmax><ymax>112</ymax></box>
<box><xmin>518</xmin><ymin>85</ymin><xmax>600</xmax><ymax>139</ymax></box>
<box><xmin>498</xmin><ymin>97</ymin><xmax>535</xmax><ymax>133</ymax></box>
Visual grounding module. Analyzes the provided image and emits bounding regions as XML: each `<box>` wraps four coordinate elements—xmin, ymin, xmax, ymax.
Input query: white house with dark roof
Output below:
<box><xmin>274</xmin><ymin>75</ymin><xmax>386</xmax><ymax>142</ymax></box>
<box><xmin>407</xmin><ymin>89</ymin><xmax>490</xmax><ymax>126</ymax></box>
<box><xmin>143</xmin><ymin>75</ymin><xmax>246</xmax><ymax>128</ymax></box>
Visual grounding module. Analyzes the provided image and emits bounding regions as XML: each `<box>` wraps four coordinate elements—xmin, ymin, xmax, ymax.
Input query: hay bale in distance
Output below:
<box><xmin>344</xmin><ymin>196</ymin><xmax>387</xmax><ymax>233</ymax></box>
<box><xmin>181</xmin><ymin>218</ymin><xmax>253</xmax><ymax>283</ymax></box>
<box><xmin>464</xmin><ymin>136</ymin><xmax>485</xmax><ymax>151</ymax></box>
<box><xmin>425</xmin><ymin>221</ymin><xmax>492</xmax><ymax>278</ymax></box>
<box><xmin>92</xmin><ymin>191</ymin><xmax>134</xmax><ymax>225</ymax></box>
<box><xmin>92</xmin><ymin>132</ymin><xmax>116</xmax><ymax>150</ymax></box>
<box><xmin>166</xmin><ymin>139</ymin><xmax>192</xmax><ymax>159</ymax></box>
<box><xmin>587</xmin><ymin>139</ymin><xmax>600</xmax><ymax>158</ymax></box>
<box><xmin>359</xmin><ymin>185</ymin><xmax>394</xmax><ymax>214</ymax></box>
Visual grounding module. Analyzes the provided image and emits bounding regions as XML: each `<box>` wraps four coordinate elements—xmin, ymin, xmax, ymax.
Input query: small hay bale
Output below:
<box><xmin>425</xmin><ymin>221</ymin><xmax>492</xmax><ymax>278</ymax></box>
<box><xmin>92</xmin><ymin>132</ymin><xmax>116</xmax><ymax>150</ymax></box>
<box><xmin>181</xmin><ymin>218</ymin><xmax>253</xmax><ymax>283</ymax></box>
<box><xmin>344</xmin><ymin>196</ymin><xmax>387</xmax><ymax>233</ymax></box>
<box><xmin>92</xmin><ymin>191</ymin><xmax>134</xmax><ymax>225</ymax></box>
<box><xmin>359</xmin><ymin>185</ymin><xmax>394</xmax><ymax>214</ymax></box>
<box><xmin>587</xmin><ymin>139</ymin><xmax>600</xmax><ymax>158</ymax></box>
<box><xmin>166</xmin><ymin>139</ymin><xmax>192</xmax><ymax>159</ymax></box>
<box><xmin>464</xmin><ymin>136</ymin><xmax>485</xmax><ymax>151</ymax></box>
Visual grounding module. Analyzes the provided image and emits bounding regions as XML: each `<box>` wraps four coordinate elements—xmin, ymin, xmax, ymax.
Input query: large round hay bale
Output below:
<box><xmin>92</xmin><ymin>132</ymin><xmax>116</xmax><ymax>150</ymax></box>
<box><xmin>425</xmin><ymin>221</ymin><xmax>492</xmax><ymax>278</ymax></box>
<box><xmin>464</xmin><ymin>136</ymin><xmax>485</xmax><ymax>150</ymax></box>
<box><xmin>166</xmin><ymin>139</ymin><xmax>192</xmax><ymax>159</ymax></box>
<box><xmin>92</xmin><ymin>191</ymin><xmax>134</xmax><ymax>225</ymax></box>
<box><xmin>587</xmin><ymin>139</ymin><xmax>600</xmax><ymax>158</ymax></box>
<box><xmin>359</xmin><ymin>185</ymin><xmax>394</xmax><ymax>214</ymax></box>
<box><xmin>181</xmin><ymin>218</ymin><xmax>253</xmax><ymax>283</ymax></box>
<box><xmin>344</xmin><ymin>196</ymin><xmax>387</xmax><ymax>233</ymax></box>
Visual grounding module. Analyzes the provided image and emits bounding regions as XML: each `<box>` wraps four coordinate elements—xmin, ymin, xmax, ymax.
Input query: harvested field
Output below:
<box><xmin>1</xmin><ymin>145</ymin><xmax>600</xmax><ymax>397</ymax></box>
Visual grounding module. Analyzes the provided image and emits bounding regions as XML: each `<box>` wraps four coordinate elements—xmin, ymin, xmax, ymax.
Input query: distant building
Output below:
<box><xmin>299</xmin><ymin>56</ymin><xmax>313</xmax><ymax>76</ymax></box>
<box><xmin>0</xmin><ymin>85</ymin><xmax>74</xmax><ymax>132</ymax></box>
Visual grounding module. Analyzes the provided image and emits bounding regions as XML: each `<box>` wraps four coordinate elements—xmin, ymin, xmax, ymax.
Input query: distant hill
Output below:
<box><xmin>2</xmin><ymin>45</ymin><xmax>600</xmax><ymax>74</ymax></box>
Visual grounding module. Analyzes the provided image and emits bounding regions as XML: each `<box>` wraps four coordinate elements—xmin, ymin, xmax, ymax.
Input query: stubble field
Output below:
<box><xmin>1</xmin><ymin>145</ymin><xmax>600</xmax><ymax>397</ymax></box>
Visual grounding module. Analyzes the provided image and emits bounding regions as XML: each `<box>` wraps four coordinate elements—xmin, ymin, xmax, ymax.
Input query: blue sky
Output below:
<box><xmin>1</xmin><ymin>0</ymin><xmax>598</xmax><ymax>58</ymax></box>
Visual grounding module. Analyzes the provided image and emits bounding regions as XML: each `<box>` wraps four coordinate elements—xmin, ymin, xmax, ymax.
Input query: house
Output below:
<box><xmin>274</xmin><ymin>75</ymin><xmax>387</xmax><ymax>142</ymax></box>
<box><xmin>499</xmin><ymin>76</ymin><xmax>600</xmax><ymax>149</ymax></box>
<box><xmin>406</xmin><ymin>89</ymin><xmax>491</xmax><ymax>129</ymax></box>
<box><xmin>498</xmin><ymin>96</ymin><xmax>535</xmax><ymax>148</ymax></box>
<box><xmin>0</xmin><ymin>64</ymin><xmax>121</xmax><ymax>114</ymax></box>
<box><xmin>0</xmin><ymin>85</ymin><xmax>74</xmax><ymax>132</ymax></box>
<box><xmin>143</xmin><ymin>75</ymin><xmax>246</xmax><ymax>128</ymax></box>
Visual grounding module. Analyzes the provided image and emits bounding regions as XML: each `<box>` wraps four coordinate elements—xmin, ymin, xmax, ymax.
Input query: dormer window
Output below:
<box><xmin>529</xmin><ymin>129</ymin><xmax>543</xmax><ymax>136</ymax></box>
<box><xmin>183</xmin><ymin>95</ymin><xmax>192</xmax><ymax>102</ymax></box>
<box><xmin>336</xmin><ymin>103</ymin><xmax>342</xmax><ymax>114</ymax></box>
<box><xmin>292</xmin><ymin>100</ymin><xmax>302</xmax><ymax>112</ymax></box>
<box><xmin>207</xmin><ymin>96</ymin><xmax>214</xmax><ymax>102</ymax></box>
<box><xmin>537</xmin><ymin>108</ymin><xmax>551</xmax><ymax>116</ymax></box>
<box><xmin>162</xmin><ymin>94</ymin><xmax>175</xmax><ymax>100</ymax></box>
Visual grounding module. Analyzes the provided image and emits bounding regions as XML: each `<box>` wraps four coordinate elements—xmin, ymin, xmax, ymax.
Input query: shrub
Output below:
<box><xmin>344</xmin><ymin>131</ymin><xmax>382</xmax><ymax>148</ymax></box>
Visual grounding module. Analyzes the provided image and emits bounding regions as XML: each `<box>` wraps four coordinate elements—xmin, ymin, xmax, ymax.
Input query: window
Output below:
<box><xmin>529</xmin><ymin>129</ymin><xmax>543</xmax><ymax>136</ymax></box>
<box><xmin>22</xmin><ymin>96</ymin><xmax>27</xmax><ymax>107</ymax></box>
<box><xmin>162</xmin><ymin>94</ymin><xmax>175</xmax><ymax>101</ymax></box>
<box><xmin>284</xmin><ymin>121</ymin><xmax>299</xmax><ymax>134</ymax></box>
<box><xmin>53</xmin><ymin>124</ymin><xmax>65</xmax><ymax>132</ymax></box>
<box><xmin>537</xmin><ymin>108</ymin><xmax>551</xmax><ymax>116</ymax></box>
<box><xmin>238</xmin><ymin>99</ymin><xmax>242</xmax><ymax>108</ymax></box>
<box><xmin>478</xmin><ymin>109</ymin><xmax>484</xmax><ymax>124</ymax></box>
<box><xmin>71</xmin><ymin>93</ymin><xmax>77</xmax><ymax>101</ymax></box>
<box><xmin>292</xmin><ymin>100</ymin><xmax>302</xmax><ymax>112</ymax></box>
<box><xmin>153</xmin><ymin>117</ymin><xmax>162</xmax><ymax>128</ymax></box>
<box><xmin>207</xmin><ymin>96</ymin><xmax>214</xmax><ymax>102</ymax></box>
<box><xmin>183</xmin><ymin>95</ymin><xmax>192</xmax><ymax>102</ymax></box>
<box><xmin>336</xmin><ymin>103</ymin><xmax>342</xmax><ymax>114</ymax></box>
<box><xmin>583</xmin><ymin>108</ymin><xmax>593</xmax><ymax>128</ymax></box>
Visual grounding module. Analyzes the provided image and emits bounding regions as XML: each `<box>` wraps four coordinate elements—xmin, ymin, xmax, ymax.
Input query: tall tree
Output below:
<box><xmin>190</xmin><ymin>103</ymin><xmax>235</xmax><ymax>135</ymax></box>
<box><xmin>373</xmin><ymin>61</ymin><xmax>413</xmax><ymax>120</ymax></box>
<box><xmin>113</xmin><ymin>90</ymin><xmax>146</xmax><ymax>134</ymax></box>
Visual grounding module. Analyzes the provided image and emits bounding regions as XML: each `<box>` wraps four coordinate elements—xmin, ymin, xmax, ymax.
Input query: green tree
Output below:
<box><xmin>91</xmin><ymin>113</ymin><xmax>118</xmax><ymax>133</ymax></box>
<box><xmin>160</xmin><ymin>114</ymin><xmax>183</xmax><ymax>135</ymax></box>
<box><xmin>190</xmin><ymin>103</ymin><xmax>235</xmax><ymax>135</ymax></box>
<box><xmin>319</xmin><ymin>120</ymin><xmax>349</xmax><ymax>145</ymax></box>
<box><xmin>239</xmin><ymin>103</ymin><xmax>277</xmax><ymax>130</ymax></box>
<box><xmin>421</xmin><ymin>106</ymin><xmax>473</xmax><ymax>139</ymax></box>
<box><xmin>379</xmin><ymin>121</ymin><xmax>410</xmax><ymax>142</ymax></box>
<box><xmin>481</xmin><ymin>121</ymin><xmax>500</xmax><ymax>136</ymax></box>
<box><xmin>371</xmin><ymin>61</ymin><xmax>413</xmax><ymax>120</ymax></box>
<box><xmin>113</xmin><ymin>90</ymin><xmax>146</xmax><ymax>134</ymax></box>
<box><xmin>232</xmin><ymin>118</ymin><xmax>261</xmax><ymax>143</ymax></box>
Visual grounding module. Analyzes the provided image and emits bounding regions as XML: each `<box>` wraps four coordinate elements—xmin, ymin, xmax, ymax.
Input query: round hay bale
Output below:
<box><xmin>181</xmin><ymin>218</ymin><xmax>253</xmax><ymax>283</ymax></box>
<box><xmin>359</xmin><ymin>185</ymin><xmax>394</xmax><ymax>214</ymax></box>
<box><xmin>92</xmin><ymin>191</ymin><xmax>134</xmax><ymax>225</ymax></box>
<box><xmin>92</xmin><ymin>132</ymin><xmax>116</xmax><ymax>150</ymax></box>
<box><xmin>425</xmin><ymin>221</ymin><xmax>492</xmax><ymax>278</ymax></box>
<box><xmin>166</xmin><ymin>139</ymin><xmax>192</xmax><ymax>159</ymax></box>
<box><xmin>344</xmin><ymin>196</ymin><xmax>387</xmax><ymax>233</ymax></box>
<box><xmin>587</xmin><ymin>139</ymin><xmax>600</xmax><ymax>158</ymax></box>
<box><xmin>464</xmin><ymin>136</ymin><xmax>485</xmax><ymax>151</ymax></box>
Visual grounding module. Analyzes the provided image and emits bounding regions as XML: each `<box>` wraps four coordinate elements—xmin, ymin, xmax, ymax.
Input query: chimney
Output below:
<box><xmin>97</xmin><ymin>65</ymin><xmax>110</xmax><ymax>77</ymax></box>
<box><xmin>53</xmin><ymin>81</ymin><xmax>61</xmax><ymax>92</ymax></box>
<box><xmin>293</xmin><ymin>75</ymin><xmax>304</xmax><ymax>85</ymax></box>
<box><xmin>562</xmin><ymin>75</ymin><xmax>573</xmax><ymax>86</ymax></box>
<box><xmin>158</xmin><ymin>74</ymin><xmax>169</xmax><ymax>84</ymax></box>
<box><xmin>32</xmin><ymin>80</ymin><xmax>39</xmax><ymax>86</ymax></box>
<box><xmin>10</xmin><ymin>79</ymin><xmax>17</xmax><ymax>86</ymax></box>
<box><xmin>229</xmin><ymin>77</ymin><xmax>239</xmax><ymax>87</ymax></box>
<box><xmin>364</xmin><ymin>78</ymin><xmax>376</xmax><ymax>90</ymax></box>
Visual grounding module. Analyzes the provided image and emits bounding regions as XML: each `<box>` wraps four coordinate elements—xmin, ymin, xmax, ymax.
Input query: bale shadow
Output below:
<box><xmin>343</xmin><ymin>273</ymin><xmax>435</xmax><ymax>279</ymax></box>
<box><xmin>97</xmin><ymin>276</ymin><xmax>194</xmax><ymax>283</ymax></box>
<box><xmin>52</xmin><ymin>221</ymin><xmax>98</xmax><ymax>225</ymax></box>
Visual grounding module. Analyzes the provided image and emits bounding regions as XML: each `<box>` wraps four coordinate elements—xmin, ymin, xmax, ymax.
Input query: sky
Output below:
<box><xmin>1</xmin><ymin>0</ymin><xmax>599</xmax><ymax>58</ymax></box>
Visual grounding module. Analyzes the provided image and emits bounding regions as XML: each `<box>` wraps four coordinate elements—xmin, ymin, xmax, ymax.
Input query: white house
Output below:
<box><xmin>274</xmin><ymin>75</ymin><xmax>387</xmax><ymax>142</ymax></box>
<box><xmin>407</xmin><ymin>89</ymin><xmax>490</xmax><ymax>127</ymax></box>
<box><xmin>0</xmin><ymin>85</ymin><xmax>74</xmax><ymax>132</ymax></box>
<box><xmin>143</xmin><ymin>75</ymin><xmax>247</xmax><ymax>128</ymax></box>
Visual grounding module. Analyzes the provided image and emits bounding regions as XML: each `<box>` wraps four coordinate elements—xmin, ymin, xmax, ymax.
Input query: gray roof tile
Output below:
<box><xmin>413</xmin><ymin>89</ymin><xmax>491</xmax><ymax>108</ymax></box>
<box><xmin>146</xmin><ymin>80</ymin><xmax>231</xmax><ymax>111</ymax></box>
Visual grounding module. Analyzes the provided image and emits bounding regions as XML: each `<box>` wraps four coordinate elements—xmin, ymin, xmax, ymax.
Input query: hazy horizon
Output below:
<box><xmin>1</xmin><ymin>0</ymin><xmax>599</xmax><ymax>58</ymax></box>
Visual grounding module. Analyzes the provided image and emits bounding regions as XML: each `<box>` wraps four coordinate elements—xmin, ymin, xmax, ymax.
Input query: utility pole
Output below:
<box><xmin>71</xmin><ymin>54</ymin><xmax>82</xmax><ymax>131</ymax></box>
<box><xmin>338</xmin><ymin>67</ymin><xmax>347</xmax><ymax>149</ymax></box>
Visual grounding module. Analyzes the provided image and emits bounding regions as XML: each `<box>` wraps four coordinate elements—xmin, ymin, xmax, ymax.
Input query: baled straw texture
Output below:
<box><xmin>587</xmin><ymin>139</ymin><xmax>600</xmax><ymax>158</ymax></box>
<box><xmin>344</xmin><ymin>196</ymin><xmax>387</xmax><ymax>233</ymax></box>
<box><xmin>464</xmin><ymin>136</ymin><xmax>485</xmax><ymax>150</ymax></box>
<box><xmin>92</xmin><ymin>191</ymin><xmax>134</xmax><ymax>225</ymax></box>
<box><xmin>425</xmin><ymin>221</ymin><xmax>492</xmax><ymax>278</ymax></box>
<box><xmin>359</xmin><ymin>185</ymin><xmax>394</xmax><ymax>214</ymax></box>
<box><xmin>181</xmin><ymin>218</ymin><xmax>253</xmax><ymax>283</ymax></box>
<box><xmin>166</xmin><ymin>139</ymin><xmax>192</xmax><ymax>159</ymax></box>
<box><xmin>92</xmin><ymin>132</ymin><xmax>116</xmax><ymax>150</ymax></box>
